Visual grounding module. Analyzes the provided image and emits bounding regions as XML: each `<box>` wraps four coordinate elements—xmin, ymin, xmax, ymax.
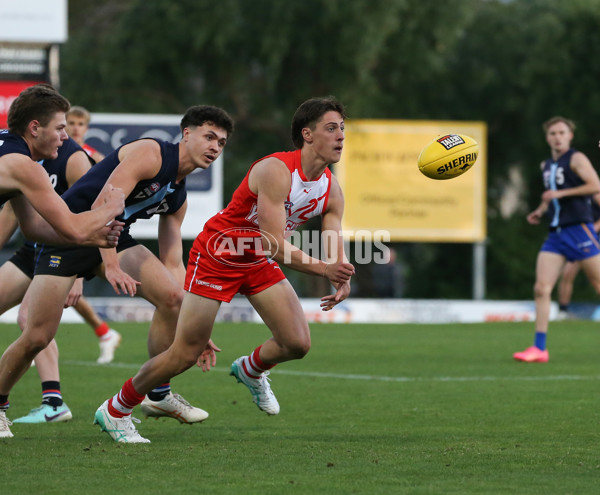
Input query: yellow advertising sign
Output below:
<box><xmin>336</xmin><ymin>120</ymin><xmax>487</xmax><ymax>242</ymax></box>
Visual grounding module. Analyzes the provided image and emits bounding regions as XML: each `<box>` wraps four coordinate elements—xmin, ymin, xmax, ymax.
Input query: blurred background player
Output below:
<box><xmin>555</xmin><ymin>192</ymin><xmax>600</xmax><ymax>319</ymax></box>
<box><xmin>66</xmin><ymin>106</ymin><xmax>105</xmax><ymax>164</ymax></box>
<box><xmin>514</xmin><ymin>117</ymin><xmax>600</xmax><ymax>363</ymax></box>
<box><xmin>0</xmin><ymin>135</ymin><xmax>121</xmax><ymax>424</ymax></box>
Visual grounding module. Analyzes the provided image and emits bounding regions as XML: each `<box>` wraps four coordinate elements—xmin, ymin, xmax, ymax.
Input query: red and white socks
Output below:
<box><xmin>108</xmin><ymin>378</ymin><xmax>145</xmax><ymax>418</ymax></box>
<box><xmin>241</xmin><ymin>346</ymin><xmax>275</xmax><ymax>379</ymax></box>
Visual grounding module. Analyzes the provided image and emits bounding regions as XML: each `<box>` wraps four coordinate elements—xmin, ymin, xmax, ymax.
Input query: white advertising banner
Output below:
<box><xmin>0</xmin><ymin>299</ymin><xmax>553</xmax><ymax>325</ymax></box>
<box><xmin>0</xmin><ymin>0</ymin><xmax>67</xmax><ymax>43</ymax></box>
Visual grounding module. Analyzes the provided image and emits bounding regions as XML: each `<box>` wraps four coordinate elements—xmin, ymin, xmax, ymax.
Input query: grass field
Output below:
<box><xmin>1</xmin><ymin>319</ymin><xmax>599</xmax><ymax>494</ymax></box>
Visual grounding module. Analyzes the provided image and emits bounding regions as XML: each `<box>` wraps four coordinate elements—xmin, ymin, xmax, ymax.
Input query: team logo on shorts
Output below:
<box><xmin>206</xmin><ymin>227</ymin><xmax>280</xmax><ymax>267</ymax></box>
<box><xmin>49</xmin><ymin>255</ymin><xmax>62</xmax><ymax>268</ymax></box>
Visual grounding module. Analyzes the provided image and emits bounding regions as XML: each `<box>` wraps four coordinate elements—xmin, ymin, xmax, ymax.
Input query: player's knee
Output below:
<box><xmin>166</xmin><ymin>345</ymin><xmax>201</xmax><ymax>373</ymax></box>
<box><xmin>534</xmin><ymin>282</ymin><xmax>552</xmax><ymax>299</ymax></box>
<box><xmin>157</xmin><ymin>287</ymin><xmax>184</xmax><ymax>314</ymax></box>
<box><xmin>23</xmin><ymin>333</ymin><xmax>53</xmax><ymax>356</ymax></box>
<box><xmin>286</xmin><ymin>336</ymin><xmax>311</xmax><ymax>359</ymax></box>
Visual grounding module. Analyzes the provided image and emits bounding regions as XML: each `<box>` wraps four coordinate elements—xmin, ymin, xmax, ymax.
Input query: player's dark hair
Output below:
<box><xmin>8</xmin><ymin>83</ymin><xmax>70</xmax><ymax>136</ymax></box>
<box><xmin>291</xmin><ymin>96</ymin><xmax>346</xmax><ymax>149</ymax></box>
<box><xmin>180</xmin><ymin>105</ymin><xmax>234</xmax><ymax>136</ymax></box>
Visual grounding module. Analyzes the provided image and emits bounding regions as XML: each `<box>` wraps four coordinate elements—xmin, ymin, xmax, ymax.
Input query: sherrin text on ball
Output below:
<box><xmin>417</xmin><ymin>134</ymin><xmax>479</xmax><ymax>180</ymax></box>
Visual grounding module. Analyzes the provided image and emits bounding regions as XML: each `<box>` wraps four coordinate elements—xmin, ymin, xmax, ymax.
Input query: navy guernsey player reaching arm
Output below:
<box><xmin>0</xmin><ymin>84</ymin><xmax>124</xmax><ymax>248</ymax></box>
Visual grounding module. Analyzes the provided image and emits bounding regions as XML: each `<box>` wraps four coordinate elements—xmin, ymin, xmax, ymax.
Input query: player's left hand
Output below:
<box><xmin>64</xmin><ymin>277</ymin><xmax>84</xmax><ymax>308</ymax></box>
<box><xmin>104</xmin><ymin>264</ymin><xmax>141</xmax><ymax>296</ymax></box>
<box><xmin>320</xmin><ymin>280</ymin><xmax>351</xmax><ymax>311</ymax></box>
<box><xmin>196</xmin><ymin>339</ymin><xmax>221</xmax><ymax>372</ymax></box>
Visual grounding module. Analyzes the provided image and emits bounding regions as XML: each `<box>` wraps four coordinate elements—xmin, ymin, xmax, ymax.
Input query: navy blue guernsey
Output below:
<box><xmin>0</xmin><ymin>130</ymin><xmax>31</xmax><ymax>206</ymax></box>
<box><xmin>42</xmin><ymin>137</ymin><xmax>84</xmax><ymax>196</ymax></box>
<box><xmin>542</xmin><ymin>148</ymin><xmax>593</xmax><ymax>228</ymax></box>
<box><xmin>15</xmin><ymin>137</ymin><xmax>86</xmax><ymax>249</ymax></box>
<box><xmin>61</xmin><ymin>138</ymin><xmax>186</xmax><ymax>230</ymax></box>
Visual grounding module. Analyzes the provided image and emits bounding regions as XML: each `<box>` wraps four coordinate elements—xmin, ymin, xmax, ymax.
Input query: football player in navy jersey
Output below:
<box><xmin>0</xmin><ymin>84</ymin><xmax>124</xmax><ymax>438</ymax></box>
<box><xmin>0</xmin><ymin>105</ymin><xmax>233</xmax><ymax>439</ymax></box>
<box><xmin>0</xmin><ymin>136</ymin><xmax>122</xmax><ymax>424</ymax></box>
<box><xmin>514</xmin><ymin>117</ymin><xmax>600</xmax><ymax>363</ymax></box>
<box><xmin>0</xmin><ymin>84</ymin><xmax>123</xmax><ymax>248</ymax></box>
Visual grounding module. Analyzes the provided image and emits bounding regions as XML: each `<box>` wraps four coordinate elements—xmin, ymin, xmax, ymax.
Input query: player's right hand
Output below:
<box><xmin>527</xmin><ymin>210</ymin><xmax>542</xmax><ymax>225</ymax></box>
<box><xmin>324</xmin><ymin>261</ymin><xmax>355</xmax><ymax>284</ymax></box>
<box><xmin>81</xmin><ymin>220</ymin><xmax>124</xmax><ymax>248</ymax></box>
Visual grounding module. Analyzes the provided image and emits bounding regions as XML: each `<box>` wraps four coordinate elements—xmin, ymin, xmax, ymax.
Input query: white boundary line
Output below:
<box><xmin>61</xmin><ymin>360</ymin><xmax>600</xmax><ymax>383</ymax></box>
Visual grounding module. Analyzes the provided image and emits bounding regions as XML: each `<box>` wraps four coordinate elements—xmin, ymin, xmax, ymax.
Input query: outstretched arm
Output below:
<box><xmin>7</xmin><ymin>155</ymin><xmax>124</xmax><ymax>246</ymax></box>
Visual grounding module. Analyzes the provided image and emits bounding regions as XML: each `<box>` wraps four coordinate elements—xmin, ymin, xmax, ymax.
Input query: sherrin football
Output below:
<box><xmin>417</xmin><ymin>134</ymin><xmax>479</xmax><ymax>180</ymax></box>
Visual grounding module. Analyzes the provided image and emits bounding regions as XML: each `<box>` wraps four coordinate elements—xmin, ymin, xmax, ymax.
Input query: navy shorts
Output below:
<box><xmin>7</xmin><ymin>243</ymin><xmax>36</xmax><ymax>279</ymax></box>
<box><xmin>541</xmin><ymin>223</ymin><xmax>600</xmax><ymax>262</ymax></box>
<box><xmin>34</xmin><ymin>231</ymin><xmax>139</xmax><ymax>280</ymax></box>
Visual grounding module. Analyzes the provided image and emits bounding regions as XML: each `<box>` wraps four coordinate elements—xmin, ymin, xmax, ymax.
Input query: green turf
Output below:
<box><xmin>1</xmin><ymin>320</ymin><xmax>599</xmax><ymax>494</ymax></box>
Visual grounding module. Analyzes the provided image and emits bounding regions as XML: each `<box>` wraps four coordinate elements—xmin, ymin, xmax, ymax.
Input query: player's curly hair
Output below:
<box><xmin>180</xmin><ymin>105</ymin><xmax>234</xmax><ymax>136</ymax></box>
<box><xmin>291</xmin><ymin>96</ymin><xmax>346</xmax><ymax>149</ymax></box>
<box><xmin>8</xmin><ymin>83</ymin><xmax>70</xmax><ymax>136</ymax></box>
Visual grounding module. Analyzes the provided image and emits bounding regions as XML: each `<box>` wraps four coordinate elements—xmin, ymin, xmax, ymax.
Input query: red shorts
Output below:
<box><xmin>184</xmin><ymin>234</ymin><xmax>286</xmax><ymax>303</ymax></box>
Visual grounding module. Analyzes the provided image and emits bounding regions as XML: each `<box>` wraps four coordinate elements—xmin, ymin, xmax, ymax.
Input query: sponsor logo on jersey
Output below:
<box><xmin>284</xmin><ymin>200</ymin><xmax>293</xmax><ymax>215</ymax></box>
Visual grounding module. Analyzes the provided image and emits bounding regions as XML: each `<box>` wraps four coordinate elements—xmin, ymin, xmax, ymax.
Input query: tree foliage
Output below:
<box><xmin>60</xmin><ymin>0</ymin><xmax>600</xmax><ymax>300</ymax></box>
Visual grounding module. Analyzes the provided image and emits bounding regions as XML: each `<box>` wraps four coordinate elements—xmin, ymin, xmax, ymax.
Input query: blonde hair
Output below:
<box><xmin>543</xmin><ymin>116</ymin><xmax>575</xmax><ymax>133</ymax></box>
<box><xmin>67</xmin><ymin>105</ymin><xmax>91</xmax><ymax>124</ymax></box>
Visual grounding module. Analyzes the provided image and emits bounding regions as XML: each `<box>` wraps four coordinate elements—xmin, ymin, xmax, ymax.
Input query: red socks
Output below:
<box><xmin>108</xmin><ymin>378</ymin><xmax>145</xmax><ymax>418</ymax></box>
<box><xmin>242</xmin><ymin>346</ymin><xmax>275</xmax><ymax>379</ymax></box>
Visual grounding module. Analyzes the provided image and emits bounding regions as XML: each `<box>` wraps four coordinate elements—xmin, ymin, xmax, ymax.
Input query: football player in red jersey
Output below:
<box><xmin>96</xmin><ymin>96</ymin><xmax>355</xmax><ymax>443</ymax></box>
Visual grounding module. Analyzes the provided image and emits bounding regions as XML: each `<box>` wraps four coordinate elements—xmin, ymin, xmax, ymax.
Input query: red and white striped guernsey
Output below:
<box><xmin>200</xmin><ymin>149</ymin><xmax>332</xmax><ymax>262</ymax></box>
